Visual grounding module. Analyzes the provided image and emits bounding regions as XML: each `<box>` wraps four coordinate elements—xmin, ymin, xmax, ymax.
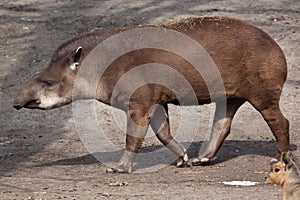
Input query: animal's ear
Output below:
<box><xmin>69</xmin><ymin>46</ymin><xmax>83</xmax><ymax>71</ymax></box>
<box><xmin>282</xmin><ymin>151</ymin><xmax>295</xmax><ymax>169</ymax></box>
<box><xmin>73</xmin><ymin>46</ymin><xmax>83</xmax><ymax>63</ymax></box>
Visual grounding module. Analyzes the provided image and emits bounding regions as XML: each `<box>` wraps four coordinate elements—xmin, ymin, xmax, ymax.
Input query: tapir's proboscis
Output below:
<box><xmin>14</xmin><ymin>16</ymin><xmax>289</xmax><ymax>173</ymax></box>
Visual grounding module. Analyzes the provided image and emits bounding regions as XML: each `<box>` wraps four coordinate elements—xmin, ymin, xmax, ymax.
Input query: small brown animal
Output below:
<box><xmin>267</xmin><ymin>151</ymin><xmax>300</xmax><ymax>200</ymax></box>
<box><xmin>13</xmin><ymin>16</ymin><xmax>290</xmax><ymax>172</ymax></box>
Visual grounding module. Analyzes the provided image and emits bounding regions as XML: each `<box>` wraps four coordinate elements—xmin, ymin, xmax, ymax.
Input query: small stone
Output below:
<box><xmin>108</xmin><ymin>182</ymin><xmax>128</xmax><ymax>187</ymax></box>
<box><xmin>200</xmin><ymin>158</ymin><xmax>210</xmax><ymax>162</ymax></box>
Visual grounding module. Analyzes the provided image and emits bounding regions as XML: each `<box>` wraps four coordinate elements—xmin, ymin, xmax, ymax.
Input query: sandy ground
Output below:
<box><xmin>0</xmin><ymin>0</ymin><xmax>300</xmax><ymax>199</ymax></box>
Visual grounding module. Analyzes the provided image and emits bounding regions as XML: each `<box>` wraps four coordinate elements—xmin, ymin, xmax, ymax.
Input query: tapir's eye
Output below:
<box><xmin>274</xmin><ymin>168</ymin><xmax>280</xmax><ymax>172</ymax></box>
<box><xmin>43</xmin><ymin>80</ymin><xmax>55</xmax><ymax>88</ymax></box>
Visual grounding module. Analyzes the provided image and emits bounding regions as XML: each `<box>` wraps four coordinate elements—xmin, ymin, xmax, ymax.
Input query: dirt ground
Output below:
<box><xmin>0</xmin><ymin>0</ymin><xmax>299</xmax><ymax>199</ymax></box>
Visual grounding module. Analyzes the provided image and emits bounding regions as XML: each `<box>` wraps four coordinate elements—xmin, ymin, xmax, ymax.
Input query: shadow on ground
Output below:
<box><xmin>37</xmin><ymin>140</ymin><xmax>297</xmax><ymax>170</ymax></box>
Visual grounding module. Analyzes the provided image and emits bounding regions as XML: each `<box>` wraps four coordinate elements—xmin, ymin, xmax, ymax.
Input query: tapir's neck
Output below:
<box><xmin>66</xmin><ymin>28</ymin><xmax>132</xmax><ymax>105</ymax></box>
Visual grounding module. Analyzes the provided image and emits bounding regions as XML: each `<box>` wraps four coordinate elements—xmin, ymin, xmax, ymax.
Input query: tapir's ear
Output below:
<box><xmin>281</xmin><ymin>151</ymin><xmax>295</xmax><ymax>169</ymax></box>
<box><xmin>69</xmin><ymin>46</ymin><xmax>83</xmax><ymax>71</ymax></box>
<box><xmin>73</xmin><ymin>46</ymin><xmax>83</xmax><ymax>63</ymax></box>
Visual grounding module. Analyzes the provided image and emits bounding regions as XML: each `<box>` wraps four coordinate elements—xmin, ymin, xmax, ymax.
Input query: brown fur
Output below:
<box><xmin>14</xmin><ymin>16</ymin><xmax>289</xmax><ymax>172</ymax></box>
<box><xmin>267</xmin><ymin>152</ymin><xmax>300</xmax><ymax>200</ymax></box>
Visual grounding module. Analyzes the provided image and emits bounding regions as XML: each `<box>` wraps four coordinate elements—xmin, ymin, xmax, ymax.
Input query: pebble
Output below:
<box><xmin>108</xmin><ymin>182</ymin><xmax>128</xmax><ymax>187</ymax></box>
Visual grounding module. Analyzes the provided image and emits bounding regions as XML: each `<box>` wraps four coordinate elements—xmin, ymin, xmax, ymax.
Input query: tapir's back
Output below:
<box><xmin>159</xmin><ymin>16</ymin><xmax>287</xmax><ymax>103</ymax></box>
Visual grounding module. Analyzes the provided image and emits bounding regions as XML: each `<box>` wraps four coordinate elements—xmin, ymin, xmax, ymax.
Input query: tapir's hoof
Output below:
<box><xmin>106</xmin><ymin>167</ymin><xmax>132</xmax><ymax>173</ymax></box>
<box><xmin>191</xmin><ymin>157</ymin><xmax>211</xmax><ymax>166</ymax></box>
<box><xmin>176</xmin><ymin>153</ymin><xmax>190</xmax><ymax>168</ymax></box>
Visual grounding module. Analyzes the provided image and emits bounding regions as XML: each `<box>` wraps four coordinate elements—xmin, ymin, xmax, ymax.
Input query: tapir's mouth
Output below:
<box><xmin>24</xmin><ymin>99</ymin><xmax>41</xmax><ymax>109</ymax></box>
<box><xmin>13</xmin><ymin>99</ymin><xmax>41</xmax><ymax>110</ymax></box>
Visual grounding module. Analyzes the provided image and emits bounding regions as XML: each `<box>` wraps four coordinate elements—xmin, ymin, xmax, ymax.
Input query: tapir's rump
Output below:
<box><xmin>14</xmin><ymin>16</ymin><xmax>289</xmax><ymax>172</ymax></box>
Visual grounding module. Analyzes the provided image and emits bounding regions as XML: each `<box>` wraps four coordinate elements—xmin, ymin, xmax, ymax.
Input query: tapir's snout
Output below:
<box><xmin>13</xmin><ymin>76</ymin><xmax>70</xmax><ymax>110</ymax></box>
<box><xmin>13</xmin><ymin>95</ymin><xmax>41</xmax><ymax>110</ymax></box>
<box><xmin>13</xmin><ymin>79</ymin><xmax>42</xmax><ymax>110</ymax></box>
<box><xmin>13</xmin><ymin>103</ymin><xmax>23</xmax><ymax>110</ymax></box>
<box><xmin>13</xmin><ymin>92</ymin><xmax>27</xmax><ymax>110</ymax></box>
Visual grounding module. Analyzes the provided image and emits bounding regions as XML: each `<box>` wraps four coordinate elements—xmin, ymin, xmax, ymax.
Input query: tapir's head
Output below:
<box><xmin>13</xmin><ymin>46</ymin><xmax>84</xmax><ymax>110</ymax></box>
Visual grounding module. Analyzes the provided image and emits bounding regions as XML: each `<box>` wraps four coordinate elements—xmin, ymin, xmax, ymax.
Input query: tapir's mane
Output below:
<box><xmin>51</xmin><ymin>29</ymin><xmax>126</xmax><ymax>62</ymax></box>
<box><xmin>50</xmin><ymin>16</ymin><xmax>245</xmax><ymax>62</ymax></box>
<box><xmin>160</xmin><ymin>16</ymin><xmax>230</xmax><ymax>28</ymax></box>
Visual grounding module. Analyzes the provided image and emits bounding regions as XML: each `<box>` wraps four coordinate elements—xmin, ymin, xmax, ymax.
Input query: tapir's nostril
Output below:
<box><xmin>13</xmin><ymin>104</ymin><xmax>23</xmax><ymax>110</ymax></box>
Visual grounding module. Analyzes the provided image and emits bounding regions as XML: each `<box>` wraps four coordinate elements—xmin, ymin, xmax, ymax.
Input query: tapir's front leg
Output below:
<box><xmin>106</xmin><ymin>109</ymin><xmax>150</xmax><ymax>173</ymax></box>
<box><xmin>150</xmin><ymin>104</ymin><xmax>188</xmax><ymax>167</ymax></box>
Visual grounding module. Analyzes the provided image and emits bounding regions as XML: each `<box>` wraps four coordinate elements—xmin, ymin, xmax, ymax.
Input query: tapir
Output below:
<box><xmin>13</xmin><ymin>16</ymin><xmax>289</xmax><ymax>172</ymax></box>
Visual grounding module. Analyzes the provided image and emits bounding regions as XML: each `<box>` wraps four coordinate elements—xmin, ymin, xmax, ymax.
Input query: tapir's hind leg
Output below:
<box><xmin>150</xmin><ymin>104</ymin><xmax>188</xmax><ymax>167</ymax></box>
<box><xmin>192</xmin><ymin>98</ymin><xmax>245</xmax><ymax>165</ymax></box>
<box><xmin>250</xmin><ymin>101</ymin><xmax>289</xmax><ymax>160</ymax></box>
